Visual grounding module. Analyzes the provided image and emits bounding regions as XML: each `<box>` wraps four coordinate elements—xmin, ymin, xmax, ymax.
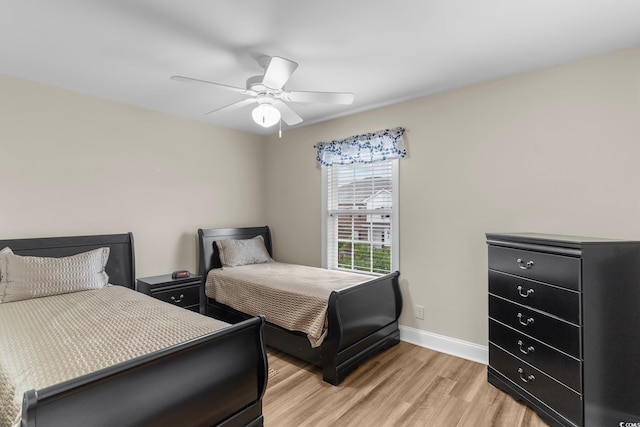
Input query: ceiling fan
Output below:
<box><xmin>171</xmin><ymin>56</ymin><xmax>354</xmax><ymax>128</ymax></box>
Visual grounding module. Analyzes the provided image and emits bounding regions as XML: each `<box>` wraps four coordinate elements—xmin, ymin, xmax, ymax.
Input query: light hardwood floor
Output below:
<box><xmin>263</xmin><ymin>341</ymin><xmax>550</xmax><ymax>427</ymax></box>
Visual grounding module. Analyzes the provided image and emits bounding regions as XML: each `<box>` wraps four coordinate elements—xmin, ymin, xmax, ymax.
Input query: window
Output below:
<box><xmin>322</xmin><ymin>159</ymin><xmax>399</xmax><ymax>275</ymax></box>
<box><xmin>316</xmin><ymin>127</ymin><xmax>405</xmax><ymax>275</ymax></box>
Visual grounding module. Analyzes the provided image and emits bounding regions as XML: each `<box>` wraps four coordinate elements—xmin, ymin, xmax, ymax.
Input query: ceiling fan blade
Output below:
<box><xmin>261</xmin><ymin>57</ymin><xmax>298</xmax><ymax>90</ymax></box>
<box><xmin>205</xmin><ymin>98</ymin><xmax>257</xmax><ymax>116</ymax></box>
<box><xmin>283</xmin><ymin>90</ymin><xmax>354</xmax><ymax>105</ymax></box>
<box><xmin>171</xmin><ymin>75</ymin><xmax>256</xmax><ymax>96</ymax></box>
<box><xmin>273</xmin><ymin>101</ymin><xmax>303</xmax><ymax>125</ymax></box>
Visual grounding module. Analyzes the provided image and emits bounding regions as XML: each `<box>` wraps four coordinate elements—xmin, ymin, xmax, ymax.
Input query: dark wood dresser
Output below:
<box><xmin>486</xmin><ymin>233</ymin><xmax>640</xmax><ymax>427</ymax></box>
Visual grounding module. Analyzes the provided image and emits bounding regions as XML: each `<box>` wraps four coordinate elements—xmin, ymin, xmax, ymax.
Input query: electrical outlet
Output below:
<box><xmin>415</xmin><ymin>305</ymin><xmax>424</xmax><ymax>320</ymax></box>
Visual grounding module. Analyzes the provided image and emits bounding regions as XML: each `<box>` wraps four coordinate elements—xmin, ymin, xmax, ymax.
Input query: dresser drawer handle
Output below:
<box><xmin>517</xmin><ymin>340</ymin><xmax>535</xmax><ymax>355</ymax></box>
<box><xmin>517</xmin><ymin>286</ymin><xmax>535</xmax><ymax>298</ymax></box>
<box><xmin>170</xmin><ymin>294</ymin><xmax>184</xmax><ymax>303</ymax></box>
<box><xmin>518</xmin><ymin>367</ymin><xmax>535</xmax><ymax>383</ymax></box>
<box><xmin>517</xmin><ymin>258</ymin><xmax>535</xmax><ymax>270</ymax></box>
<box><xmin>517</xmin><ymin>313</ymin><xmax>535</xmax><ymax>326</ymax></box>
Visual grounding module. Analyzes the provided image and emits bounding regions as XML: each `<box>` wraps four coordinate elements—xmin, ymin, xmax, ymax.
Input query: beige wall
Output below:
<box><xmin>2</xmin><ymin>45</ymin><xmax>639</xmax><ymax>347</ymax></box>
<box><xmin>0</xmin><ymin>74</ymin><xmax>266</xmax><ymax>277</ymax></box>
<box><xmin>264</xmin><ymin>46</ymin><xmax>640</xmax><ymax>345</ymax></box>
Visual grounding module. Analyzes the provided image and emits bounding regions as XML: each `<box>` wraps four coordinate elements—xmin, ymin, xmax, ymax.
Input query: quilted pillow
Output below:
<box><xmin>216</xmin><ymin>235</ymin><xmax>273</xmax><ymax>268</ymax></box>
<box><xmin>0</xmin><ymin>247</ymin><xmax>110</xmax><ymax>303</ymax></box>
<box><xmin>0</xmin><ymin>247</ymin><xmax>12</xmax><ymax>298</ymax></box>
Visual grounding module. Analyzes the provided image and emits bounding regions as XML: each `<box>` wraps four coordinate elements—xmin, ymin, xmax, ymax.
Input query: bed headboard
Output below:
<box><xmin>197</xmin><ymin>226</ymin><xmax>272</xmax><ymax>277</ymax></box>
<box><xmin>0</xmin><ymin>233</ymin><xmax>136</xmax><ymax>289</ymax></box>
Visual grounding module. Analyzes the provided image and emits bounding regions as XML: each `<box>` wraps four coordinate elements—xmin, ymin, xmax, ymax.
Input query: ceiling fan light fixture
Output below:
<box><xmin>252</xmin><ymin>103</ymin><xmax>280</xmax><ymax>127</ymax></box>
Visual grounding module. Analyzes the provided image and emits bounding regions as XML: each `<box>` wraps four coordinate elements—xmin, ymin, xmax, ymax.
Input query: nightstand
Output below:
<box><xmin>136</xmin><ymin>273</ymin><xmax>202</xmax><ymax>313</ymax></box>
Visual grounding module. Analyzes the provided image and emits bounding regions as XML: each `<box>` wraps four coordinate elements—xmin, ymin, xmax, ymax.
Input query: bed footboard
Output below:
<box><xmin>22</xmin><ymin>316</ymin><xmax>267</xmax><ymax>427</ymax></box>
<box><xmin>322</xmin><ymin>271</ymin><xmax>402</xmax><ymax>385</ymax></box>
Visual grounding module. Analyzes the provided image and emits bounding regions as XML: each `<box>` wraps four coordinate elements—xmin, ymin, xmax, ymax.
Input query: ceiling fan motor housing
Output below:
<box><xmin>255</xmin><ymin>93</ymin><xmax>277</xmax><ymax>106</ymax></box>
<box><xmin>246</xmin><ymin>75</ymin><xmax>269</xmax><ymax>92</ymax></box>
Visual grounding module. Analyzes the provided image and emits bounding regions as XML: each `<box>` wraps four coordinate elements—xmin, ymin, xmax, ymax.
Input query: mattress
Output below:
<box><xmin>205</xmin><ymin>262</ymin><xmax>368</xmax><ymax>347</ymax></box>
<box><xmin>0</xmin><ymin>285</ymin><xmax>229</xmax><ymax>427</ymax></box>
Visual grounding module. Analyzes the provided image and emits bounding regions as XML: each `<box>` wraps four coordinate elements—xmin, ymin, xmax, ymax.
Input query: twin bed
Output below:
<box><xmin>197</xmin><ymin>226</ymin><xmax>403</xmax><ymax>385</ymax></box>
<box><xmin>0</xmin><ymin>233</ymin><xmax>267</xmax><ymax>427</ymax></box>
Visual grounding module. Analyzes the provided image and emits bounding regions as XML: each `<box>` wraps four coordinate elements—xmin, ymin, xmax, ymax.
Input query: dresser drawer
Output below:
<box><xmin>488</xmin><ymin>246</ymin><xmax>580</xmax><ymax>291</ymax></box>
<box><xmin>489</xmin><ymin>270</ymin><xmax>580</xmax><ymax>324</ymax></box>
<box><xmin>489</xmin><ymin>319</ymin><xmax>581</xmax><ymax>392</ymax></box>
<box><xmin>489</xmin><ymin>344</ymin><xmax>582</xmax><ymax>426</ymax></box>
<box><xmin>152</xmin><ymin>284</ymin><xmax>200</xmax><ymax>308</ymax></box>
<box><xmin>489</xmin><ymin>295</ymin><xmax>580</xmax><ymax>357</ymax></box>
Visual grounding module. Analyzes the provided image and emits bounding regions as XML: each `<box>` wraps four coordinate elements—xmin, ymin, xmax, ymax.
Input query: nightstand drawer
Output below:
<box><xmin>137</xmin><ymin>273</ymin><xmax>202</xmax><ymax>312</ymax></box>
<box><xmin>489</xmin><ymin>295</ymin><xmax>580</xmax><ymax>357</ymax></box>
<box><xmin>489</xmin><ymin>319</ymin><xmax>581</xmax><ymax>392</ymax></box>
<box><xmin>489</xmin><ymin>270</ymin><xmax>580</xmax><ymax>324</ymax></box>
<box><xmin>489</xmin><ymin>246</ymin><xmax>580</xmax><ymax>291</ymax></box>
<box><xmin>152</xmin><ymin>284</ymin><xmax>200</xmax><ymax>308</ymax></box>
<box><xmin>489</xmin><ymin>344</ymin><xmax>582</xmax><ymax>427</ymax></box>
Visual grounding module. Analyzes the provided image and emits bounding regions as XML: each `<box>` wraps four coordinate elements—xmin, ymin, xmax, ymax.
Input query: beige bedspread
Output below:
<box><xmin>0</xmin><ymin>285</ymin><xmax>229</xmax><ymax>427</ymax></box>
<box><xmin>205</xmin><ymin>262</ymin><xmax>368</xmax><ymax>348</ymax></box>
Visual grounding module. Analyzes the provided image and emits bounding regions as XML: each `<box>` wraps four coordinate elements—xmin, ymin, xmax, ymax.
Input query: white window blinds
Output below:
<box><xmin>325</xmin><ymin>159</ymin><xmax>398</xmax><ymax>275</ymax></box>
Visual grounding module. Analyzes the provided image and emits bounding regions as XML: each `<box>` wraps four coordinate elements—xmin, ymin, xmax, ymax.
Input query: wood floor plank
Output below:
<box><xmin>396</xmin><ymin>376</ymin><xmax>459</xmax><ymax>426</ymax></box>
<box><xmin>263</xmin><ymin>341</ymin><xmax>550</xmax><ymax>427</ymax></box>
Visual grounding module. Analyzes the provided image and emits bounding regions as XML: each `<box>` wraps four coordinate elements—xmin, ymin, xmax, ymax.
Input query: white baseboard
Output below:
<box><xmin>399</xmin><ymin>325</ymin><xmax>488</xmax><ymax>365</ymax></box>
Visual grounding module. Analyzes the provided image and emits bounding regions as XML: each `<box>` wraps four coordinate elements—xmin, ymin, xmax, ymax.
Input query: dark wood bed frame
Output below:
<box><xmin>0</xmin><ymin>233</ymin><xmax>268</xmax><ymax>427</ymax></box>
<box><xmin>197</xmin><ymin>226</ymin><xmax>402</xmax><ymax>386</ymax></box>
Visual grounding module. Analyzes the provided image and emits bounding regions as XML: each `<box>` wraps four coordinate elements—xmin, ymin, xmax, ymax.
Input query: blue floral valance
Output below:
<box><xmin>315</xmin><ymin>127</ymin><xmax>406</xmax><ymax>167</ymax></box>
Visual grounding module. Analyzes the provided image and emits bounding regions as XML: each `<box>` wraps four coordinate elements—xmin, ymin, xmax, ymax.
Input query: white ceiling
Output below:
<box><xmin>2</xmin><ymin>1</ymin><xmax>640</xmax><ymax>136</ymax></box>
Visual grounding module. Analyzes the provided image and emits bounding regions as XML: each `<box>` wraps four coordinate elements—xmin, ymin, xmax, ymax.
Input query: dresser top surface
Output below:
<box><xmin>486</xmin><ymin>232</ymin><xmax>638</xmax><ymax>247</ymax></box>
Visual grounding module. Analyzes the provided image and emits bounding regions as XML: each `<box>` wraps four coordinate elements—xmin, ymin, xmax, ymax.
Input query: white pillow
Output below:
<box><xmin>0</xmin><ymin>247</ymin><xmax>110</xmax><ymax>303</ymax></box>
<box><xmin>216</xmin><ymin>235</ymin><xmax>273</xmax><ymax>268</ymax></box>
